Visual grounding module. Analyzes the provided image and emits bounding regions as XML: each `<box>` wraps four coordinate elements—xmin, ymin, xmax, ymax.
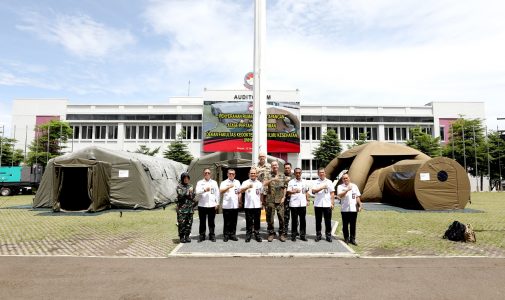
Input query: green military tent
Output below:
<box><xmin>33</xmin><ymin>146</ymin><xmax>187</xmax><ymax>212</ymax></box>
<box><xmin>187</xmin><ymin>152</ymin><xmax>284</xmax><ymax>186</ymax></box>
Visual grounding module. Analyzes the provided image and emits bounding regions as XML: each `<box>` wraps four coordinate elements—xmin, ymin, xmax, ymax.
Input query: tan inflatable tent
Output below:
<box><xmin>326</xmin><ymin>142</ymin><xmax>470</xmax><ymax>210</ymax></box>
<box><xmin>33</xmin><ymin>146</ymin><xmax>187</xmax><ymax>212</ymax></box>
<box><xmin>363</xmin><ymin>157</ymin><xmax>470</xmax><ymax>209</ymax></box>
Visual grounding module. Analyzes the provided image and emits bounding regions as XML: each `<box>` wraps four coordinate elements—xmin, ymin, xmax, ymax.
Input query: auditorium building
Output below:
<box><xmin>11</xmin><ymin>89</ymin><xmax>485</xmax><ymax>179</ymax></box>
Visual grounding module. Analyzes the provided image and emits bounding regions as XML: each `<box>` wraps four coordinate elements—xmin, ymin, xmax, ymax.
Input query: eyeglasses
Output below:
<box><xmin>204</xmin><ymin>172</ymin><xmax>211</xmax><ymax>174</ymax></box>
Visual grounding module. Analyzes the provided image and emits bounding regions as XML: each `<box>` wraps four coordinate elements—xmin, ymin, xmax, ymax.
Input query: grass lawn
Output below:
<box><xmin>1</xmin><ymin>192</ymin><xmax>504</xmax><ymax>257</ymax></box>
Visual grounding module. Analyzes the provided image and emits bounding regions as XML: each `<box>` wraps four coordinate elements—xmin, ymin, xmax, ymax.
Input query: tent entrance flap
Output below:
<box><xmin>59</xmin><ymin>167</ymin><xmax>91</xmax><ymax>211</ymax></box>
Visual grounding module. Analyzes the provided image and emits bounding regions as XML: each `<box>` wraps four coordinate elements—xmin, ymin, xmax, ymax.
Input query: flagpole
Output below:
<box><xmin>252</xmin><ymin>0</ymin><xmax>267</xmax><ymax>165</ymax></box>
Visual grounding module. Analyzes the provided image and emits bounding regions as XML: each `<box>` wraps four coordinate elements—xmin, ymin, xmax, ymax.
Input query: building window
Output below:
<box><xmin>165</xmin><ymin>125</ymin><xmax>176</xmax><ymax>140</ymax></box>
<box><xmin>152</xmin><ymin>125</ymin><xmax>163</xmax><ymax>140</ymax></box>
<box><xmin>301</xmin><ymin>127</ymin><xmax>309</xmax><ymax>140</ymax></box>
<box><xmin>193</xmin><ymin>126</ymin><xmax>202</xmax><ymax>140</ymax></box>
<box><xmin>301</xmin><ymin>159</ymin><xmax>310</xmax><ymax>171</ymax></box>
<box><xmin>440</xmin><ymin>126</ymin><xmax>445</xmax><ymax>141</ymax></box>
<box><xmin>71</xmin><ymin>126</ymin><xmax>80</xmax><ymax>139</ymax></box>
<box><xmin>311</xmin><ymin>127</ymin><xmax>321</xmax><ymax>140</ymax></box>
<box><xmin>94</xmin><ymin>126</ymin><xmax>106</xmax><ymax>139</ymax></box>
<box><xmin>311</xmin><ymin>160</ymin><xmax>320</xmax><ymax>171</ymax></box>
<box><xmin>385</xmin><ymin>127</ymin><xmax>394</xmax><ymax>141</ymax></box>
<box><xmin>125</xmin><ymin>125</ymin><xmax>137</xmax><ymax>139</ymax></box>
<box><xmin>82</xmin><ymin>125</ymin><xmax>93</xmax><ymax>139</ymax></box>
<box><xmin>138</xmin><ymin>125</ymin><xmax>150</xmax><ymax>140</ymax></box>
<box><xmin>182</xmin><ymin>126</ymin><xmax>192</xmax><ymax>140</ymax></box>
<box><xmin>339</xmin><ymin>127</ymin><xmax>351</xmax><ymax>141</ymax></box>
<box><xmin>396</xmin><ymin>127</ymin><xmax>407</xmax><ymax>141</ymax></box>
<box><xmin>423</xmin><ymin>127</ymin><xmax>433</xmax><ymax>135</ymax></box>
<box><xmin>368</xmin><ymin>127</ymin><xmax>378</xmax><ymax>140</ymax></box>
<box><xmin>107</xmin><ymin>125</ymin><xmax>118</xmax><ymax>140</ymax></box>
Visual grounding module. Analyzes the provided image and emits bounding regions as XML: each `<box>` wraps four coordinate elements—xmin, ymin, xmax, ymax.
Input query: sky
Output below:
<box><xmin>1</xmin><ymin>0</ymin><xmax>505</xmax><ymax>136</ymax></box>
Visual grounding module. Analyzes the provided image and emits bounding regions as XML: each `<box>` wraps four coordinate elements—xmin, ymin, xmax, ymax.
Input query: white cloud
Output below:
<box><xmin>17</xmin><ymin>11</ymin><xmax>136</xmax><ymax>58</ymax></box>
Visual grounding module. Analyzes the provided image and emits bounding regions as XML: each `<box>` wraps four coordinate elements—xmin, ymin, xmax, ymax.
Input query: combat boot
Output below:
<box><xmin>279</xmin><ymin>235</ymin><xmax>286</xmax><ymax>242</ymax></box>
<box><xmin>267</xmin><ymin>234</ymin><xmax>274</xmax><ymax>242</ymax></box>
<box><xmin>179</xmin><ymin>236</ymin><xmax>186</xmax><ymax>243</ymax></box>
<box><xmin>326</xmin><ymin>234</ymin><xmax>332</xmax><ymax>243</ymax></box>
<box><xmin>184</xmin><ymin>235</ymin><xmax>191</xmax><ymax>243</ymax></box>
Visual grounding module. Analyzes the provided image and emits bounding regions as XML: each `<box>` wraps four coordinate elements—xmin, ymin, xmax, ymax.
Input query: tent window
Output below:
<box><xmin>437</xmin><ymin>170</ymin><xmax>448</xmax><ymax>182</ymax></box>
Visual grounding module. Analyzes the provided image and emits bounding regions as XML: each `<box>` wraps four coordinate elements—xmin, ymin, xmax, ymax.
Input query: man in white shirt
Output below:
<box><xmin>337</xmin><ymin>173</ymin><xmax>362</xmax><ymax>246</ymax></box>
<box><xmin>240</xmin><ymin>167</ymin><xmax>263</xmax><ymax>243</ymax></box>
<box><xmin>195</xmin><ymin>168</ymin><xmax>220</xmax><ymax>242</ymax></box>
<box><xmin>287</xmin><ymin>167</ymin><xmax>309</xmax><ymax>241</ymax></box>
<box><xmin>219</xmin><ymin>169</ymin><xmax>241</xmax><ymax>242</ymax></box>
<box><xmin>311</xmin><ymin>168</ymin><xmax>335</xmax><ymax>242</ymax></box>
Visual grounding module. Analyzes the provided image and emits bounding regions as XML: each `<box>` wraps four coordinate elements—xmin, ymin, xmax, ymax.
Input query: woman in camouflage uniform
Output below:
<box><xmin>176</xmin><ymin>172</ymin><xmax>196</xmax><ymax>243</ymax></box>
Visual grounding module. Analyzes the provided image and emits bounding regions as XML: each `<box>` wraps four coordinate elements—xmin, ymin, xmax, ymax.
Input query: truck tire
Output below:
<box><xmin>1</xmin><ymin>188</ymin><xmax>12</xmax><ymax>196</ymax></box>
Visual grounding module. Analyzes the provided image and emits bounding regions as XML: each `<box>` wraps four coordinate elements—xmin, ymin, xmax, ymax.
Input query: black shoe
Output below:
<box><xmin>209</xmin><ymin>234</ymin><xmax>216</xmax><ymax>242</ymax></box>
<box><xmin>291</xmin><ymin>236</ymin><xmax>296</xmax><ymax>242</ymax></box>
<box><xmin>255</xmin><ymin>234</ymin><xmax>262</xmax><ymax>242</ymax></box>
<box><xmin>230</xmin><ymin>234</ymin><xmax>238</xmax><ymax>241</ymax></box>
<box><xmin>300</xmin><ymin>236</ymin><xmax>308</xmax><ymax>241</ymax></box>
<box><xmin>326</xmin><ymin>236</ymin><xmax>332</xmax><ymax>243</ymax></box>
<box><xmin>245</xmin><ymin>235</ymin><xmax>251</xmax><ymax>243</ymax></box>
<box><xmin>198</xmin><ymin>235</ymin><xmax>205</xmax><ymax>242</ymax></box>
<box><xmin>344</xmin><ymin>238</ymin><xmax>349</xmax><ymax>244</ymax></box>
<box><xmin>223</xmin><ymin>235</ymin><xmax>229</xmax><ymax>242</ymax></box>
<box><xmin>179</xmin><ymin>236</ymin><xmax>186</xmax><ymax>244</ymax></box>
<box><xmin>184</xmin><ymin>236</ymin><xmax>191</xmax><ymax>243</ymax></box>
<box><xmin>350</xmin><ymin>239</ymin><xmax>358</xmax><ymax>246</ymax></box>
<box><xmin>315</xmin><ymin>235</ymin><xmax>322</xmax><ymax>242</ymax></box>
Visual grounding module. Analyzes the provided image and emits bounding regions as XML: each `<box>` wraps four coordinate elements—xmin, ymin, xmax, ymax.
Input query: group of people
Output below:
<box><xmin>175</xmin><ymin>152</ymin><xmax>363</xmax><ymax>245</ymax></box>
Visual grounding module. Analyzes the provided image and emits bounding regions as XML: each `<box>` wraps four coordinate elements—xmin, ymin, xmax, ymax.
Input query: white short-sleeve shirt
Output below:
<box><xmin>196</xmin><ymin>179</ymin><xmax>220</xmax><ymax>207</ymax></box>
<box><xmin>288</xmin><ymin>178</ymin><xmax>308</xmax><ymax>207</ymax></box>
<box><xmin>337</xmin><ymin>183</ymin><xmax>361</xmax><ymax>212</ymax></box>
<box><xmin>220</xmin><ymin>179</ymin><xmax>241</xmax><ymax>209</ymax></box>
<box><xmin>312</xmin><ymin>178</ymin><xmax>335</xmax><ymax>207</ymax></box>
<box><xmin>241</xmin><ymin>179</ymin><xmax>263</xmax><ymax>209</ymax></box>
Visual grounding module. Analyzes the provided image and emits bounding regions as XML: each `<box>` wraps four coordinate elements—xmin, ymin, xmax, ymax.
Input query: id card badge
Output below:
<box><xmin>256</xmin><ymin>188</ymin><xmax>260</xmax><ymax>195</ymax></box>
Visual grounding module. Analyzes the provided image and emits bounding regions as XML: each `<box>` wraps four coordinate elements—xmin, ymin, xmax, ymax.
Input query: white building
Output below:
<box><xmin>10</xmin><ymin>90</ymin><xmax>485</xmax><ymax>178</ymax></box>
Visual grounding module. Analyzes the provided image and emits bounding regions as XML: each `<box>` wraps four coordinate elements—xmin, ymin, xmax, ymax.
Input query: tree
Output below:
<box><xmin>0</xmin><ymin>137</ymin><xmax>24</xmax><ymax>166</ymax></box>
<box><xmin>163</xmin><ymin>130</ymin><xmax>194</xmax><ymax>165</ymax></box>
<box><xmin>442</xmin><ymin>117</ymin><xmax>486</xmax><ymax>177</ymax></box>
<box><xmin>312</xmin><ymin>129</ymin><xmax>342</xmax><ymax>168</ymax></box>
<box><xmin>406</xmin><ymin>127</ymin><xmax>442</xmax><ymax>157</ymax></box>
<box><xmin>134</xmin><ymin>145</ymin><xmax>160</xmax><ymax>156</ymax></box>
<box><xmin>485</xmin><ymin>130</ymin><xmax>505</xmax><ymax>190</ymax></box>
<box><xmin>26</xmin><ymin>120</ymin><xmax>73</xmax><ymax>167</ymax></box>
<box><xmin>347</xmin><ymin>132</ymin><xmax>368</xmax><ymax>149</ymax></box>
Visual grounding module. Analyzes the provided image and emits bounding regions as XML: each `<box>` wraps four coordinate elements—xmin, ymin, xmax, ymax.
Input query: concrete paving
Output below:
<box><xmin>172</xmin><ymin>212</ymin><xmax>355</xmax><ymax>257</ymax></box>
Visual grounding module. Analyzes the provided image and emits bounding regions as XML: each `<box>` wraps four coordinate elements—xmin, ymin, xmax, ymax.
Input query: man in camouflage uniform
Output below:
<box><xmin>263</xmin><ymin>160</ymin><xmax>287</xmax><ymax>242</ymax></box>
<box><xmin>253</xmin><ymin>152</ymin><xmax>271</xmax><ymax>183</ymax></box>
<box><xmin>282</xmin><ymin>162</ymin><xmax>294</xmax><ymax>237</ymax></box>
<box><xmin>176</xmin><ymin>172</ymin><xmax>196</xmax><ymax>243</ymax></box>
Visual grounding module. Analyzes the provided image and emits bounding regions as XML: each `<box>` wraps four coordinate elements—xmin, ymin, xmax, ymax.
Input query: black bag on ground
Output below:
<box><xmin>443</xmin><ymin>221</ymin><xmax>467</xmax><ymax>242</ymax></box>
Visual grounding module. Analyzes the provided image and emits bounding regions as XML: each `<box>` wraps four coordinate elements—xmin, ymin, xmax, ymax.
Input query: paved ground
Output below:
<box><xmin>173</xmin><ymin>212</ymin><xmax>354</xmax><ymax>257</ymax></box>
<box><xmin>2</xmin><ymin>256</ymin><xmax>505</xmax><ymax>299</ymax></box>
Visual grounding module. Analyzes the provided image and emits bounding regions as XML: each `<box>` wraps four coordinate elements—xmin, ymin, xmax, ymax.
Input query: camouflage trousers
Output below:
<box><xmin>177</xmin><ymin>211</ymin><xmax>194</xmax><ymax>237</ymax></box>
<box><xmin>283</xmin><ymin>200</ymin><xmax>290</xmax><ymax>235</ymax></box>
<box><xmin>266</xmin><ymin>202</ymin><xmax>285</xmax><ymax>235</ymax></box>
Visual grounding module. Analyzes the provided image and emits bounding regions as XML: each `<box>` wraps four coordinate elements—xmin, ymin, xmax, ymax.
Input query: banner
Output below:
<box><xmin>203</xmin><ymin>100</ymin><xmax>300</xmax><ymax>153</ymax></box>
